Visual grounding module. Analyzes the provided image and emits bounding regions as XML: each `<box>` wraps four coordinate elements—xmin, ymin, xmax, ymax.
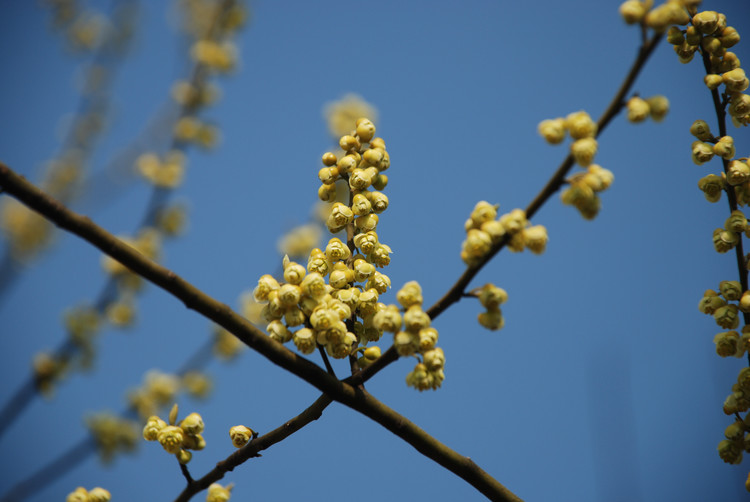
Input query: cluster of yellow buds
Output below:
<box><xmin>0</xmin><ymin>198</ymin><xmax>53</xmax><ymax>259</ymax></box>
<box><xmin>692</xmin><ymin>122</ymin><xmax>750</xmax><ymax>206</ymax></box>
<box><xmin>474</xmin><ymin>284</ymin><xmax>509</xmax><ymax>331</ymax></box>
<box><xmin>699</xmin><ymin>282</ymin><xmax>750</xmax><ymax>355</ymax></box>
<box><xmin>128</xmin><ymin>370</ymin><xmax>181</xmax><ymax>420</ymax></box>
<box><xmin>717</xmin><ymin>367</ymin><xmax>750</xmax><ymax>467</ymax></box>
<box><xmin>229</xmin><ymin>424</ymin><xmax>256</xmax><ymax>448</ymax></box>
<box><xmin>253</xmin><ymin>120</ymin><xmax>389</xmax><ymax>352</ymax></box>
<box><xmin>191</xmin><ymin>39</ymin><xmax>237</xmax><ymax>73</ymax></box>
<box><xmin>66</xmin><ymin>486</ymin><xmax>111</xmax><ymax>502</ymax></box>
<box><xmin>460</xmin><ymin>202</ymin><xmax>548</xmax><ymax>265</ymax></box>
<box><xmin>538</xmin><ymin>110</ymin><xmax>615</xmax><ymax>220</ymax></box>
<box><xmin>173</xmin><ymin>116</ymin><xmax>220</xmax><ymax>149</ymax></box>
<box><xmin>206</xmin><ymin>483</ymin><xmax>233</xmax><ymax>502</ymax></box>
<box><xmin>710</xmin><ymin>209</ymin><xmax>748</xmax><ymax>254</ymax></box>
<box><xmin>625</xmin><ymin>95</ymin><xmax>670</xmax><ymax>123</ymax></box>
<box><xmin>143</xmin><ymin>404</ymin><xmax>205</xmax><ymax>465</ymax></box>
<box><xmin>668</xmin><ymin>9</ymin><xmax>748</xmax><ymax>126</ymax></box>
<box><xmin>136</xmin><ymin>151</ymin><xmax>187</xmax><ymax>189</ymax></box>
<box><xmin>86</xmin><ymin>412</ymin><xmax>139</xmax><ymax>463</ymax></box>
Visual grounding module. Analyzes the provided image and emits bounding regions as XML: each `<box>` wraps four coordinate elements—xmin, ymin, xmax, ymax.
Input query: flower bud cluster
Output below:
<box><xmin>625</xmin><ymin>95</ymin><xmax>670</xmax><ymax>123</ymax></box>
<box><xmin>718</xmin><ymin>368</ymin><xmax>750</xmax><ymax>470</ymax></box>
<box><xmin>709</xmin><ymin>209</ymin><xmax>748</xmax><ymax>254</ymax></box>
<box><xmin>474</xmin><ymin>283</ymin><xmax>509</xmax><ymax>331</ymax></box>
<box><xmin>561</xmin><ymin>165</ymin><xmax>615</xmax><ymax>220</ymax></box>
<box><xmin>667</xmin><ymin>9</ymin><xmax>749</xmax><ymax>126</ymax></box>
<box><xmin>66</xmin><ymin>486</ymin><xmax>111</xmax><ymax>502</ymax></box>
<box><xmin>136</xmin><ymin>151</ymin><xmax>187</xmax><ymax>188</ymax></box>
<box><xmin>538</xmin><ymin>111</ymin><xmax>599</xmax><ymax>167</ymax></box>
<box><xmin>86</xmin><ymin>412</ymin><xmax>139</xmax><ymax>463</ymax></box>
<box><xmin>699</xmin><ymin>283</ymin><xmax>750</xmax><ymax>344</ymax></box>
<box><xmin>538</xmin><ymin>110</ymin><xmax>616</xmax><ymax>219</ymax></box>
<box><xmin>143</xmin><ymin>405</ymin><xmax>205</xmax><ymax>465</ymax></box>
<box><xmin>461</xmin><ymin>202</ymin><xmax>548</xmax><ymax>265</ymax></box>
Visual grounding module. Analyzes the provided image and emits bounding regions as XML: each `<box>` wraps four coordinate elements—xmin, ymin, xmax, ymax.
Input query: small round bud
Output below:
<box><xmin>698</xmin><ymin>174</ymin><xmax>725</xmax><ymax>202</ymax></box>
<box><xmin>177</xmin><ymin>448</ymin><xmax>192</xmax><ymax>464</ymax></box>
<box><xmin>713</xmin><ymin>136</ymin><xmax>735</xmax><ymax>160</ymax></box>
<box><xmin>690</xmin><ymin>120</ymin><xmax>713</xmax><ymax>141</ymax></box>
<box><xmin>157</xmin><ymin>425</ymin><xmax>184</xmax><ymax>454</ymax></box>
<box><xmin>693</xmin><ymin>11</ymin><xmax>720</xmax><ymax>35</ymax></box>
<box><xmin>646</xmin><ymin>95</ymin><xmax>669</xmax><ymax>122</ymax></box>
<box><xmin>691</xmin><ymin>141</ymin><xmax>715</xmax><ymax>165</ymax></box>
<box><xmin>355</xmin><ymin>118</ymin><xmax>376</xmax><ymax>143</ymax></box>
<box><xmin>229</xmin><ymin>425</ymin><xmax>255</xmax><ymax>448</ymax></box>
<box><xmin>339</xmin><ymin>134</ymin><xmax>360</xmax><ymax>152</ymax></box>
<box><xmin>179</xmin><ymin>412</ymin><xmax>204</xmax><ymax>435</ymax></box>
<box><xmin>720</xmin><ymin>280</ymin><xmax>743</xmax><ymax>301</ymax></box>
<box><xmin>565</xmin><ymin>111</ymin><xmax>597</xmax><ymax>139</ymax></box>
<box><xmin>571</xmin><ymin>137</ymin><xmax>597</xmax><ymax>167</ymax></box>
<box><xmin>321</xmin><ymin>152</ymin><xmax>337</xmax><ymax>166</ymax></box>
<box><xmin>619</xmin><ymin>0</ymin><xmax>646</xmax><ymax>24</ymax></box>
<box><xmin>207</xmin><ymin>483</ymin><xmax>233</xmax><ymax>502</ymax></box>
<box><xmin>537</xmin><ymin>118</ymin><xmax>566</xmax><ymax>144</ymax></box>
<box><xmin>626</xmin><ymin>96</ymin><xmax>650</xmax><ymax>123</ymax></box>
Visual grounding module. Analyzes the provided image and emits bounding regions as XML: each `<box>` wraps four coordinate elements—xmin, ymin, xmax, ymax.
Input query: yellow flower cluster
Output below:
<box><xmin>143</xmin><ymin>404</ymin><xmax>205</xmax><ymax>465</ymax></box>
<box><xmin>461</xmin><ymin>202</ymin><xmax>548</xmax><ymax>265</ymax></box>
<box><xmin>136</xmin><ymin>151</ymin><xmax>187</xmax><ymax>189</ymax></box>
<box><xmin>85</xmin><ymin>412</ymin><xmax>139</xmax><ymax>463</ymax></box>
<box><xmin>191</xmin><ymin>39</ymin><xmax>238</xmax><ymax>73</ymax></box>
<box><xmin>698</xmin><ymin>282</ymin><xmax>750</xmax><ymax>342</ymax></box>
<box><xmin>128</xmin><ymin>370</ymin><xmax>181</xmax><ymax>420</ymax></box>
<box><xmin>174</xmin><ymin>116</ymin><xmax>220</xmax><ymax>149</ymax></box>
<box><xmin>229</xmin><ymin>424</ymin><xmax>256</xmax><ymax>448</ymax></box>
<box><xmin>475</xmin><ymin>284</ymin><xmax>509</xmax><ymax>331</ymax></box>
<box><xmin>717</xmin><ymin>365</ymin><xmax>750</xmax><ymax>466</ymax></box>
<box><xmin>667</xmin><ymin>8</ymin><xmax>749</xmax><ymax>126</ymax></box>
<box><xmin>0</xmin><ymin>198</ymin><xmax>53</xmax><ymax>260</ymax></box>
<box><xmin>251</xmin><ymin>121</ymin><xmax>447</xmax><ymax>389</ymax></box>
<box><xmin>711</xmin><ymin>209</ymin><xmax>748</xmax><ymax>254</ymax></box>
<box><xmin>538</xmin><ymin>110</ymin><xmax>616</xmax><ymax>220</ymax></box>
<box><xmin>625</xmin><ymin>95</ymin><xmax>670</xmax><ymax>123</ymax></box>
<box><xmin>66</xmin><ymin>486</ymin><xmax>111</xmax><ymax>502</ymax></box>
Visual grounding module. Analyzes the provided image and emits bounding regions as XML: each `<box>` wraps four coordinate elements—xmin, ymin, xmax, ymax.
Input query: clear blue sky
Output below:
<box><xmin>1</xmin><ymin>0</ymin><xmax>750</xmax><ymax>501</ymax></box>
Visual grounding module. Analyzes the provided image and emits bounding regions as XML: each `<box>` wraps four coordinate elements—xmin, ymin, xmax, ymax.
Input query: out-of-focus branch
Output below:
<box><xmin>0</xmin><ymin>164</ymin><xmax>522</xmax><ymax>502</ymax></box>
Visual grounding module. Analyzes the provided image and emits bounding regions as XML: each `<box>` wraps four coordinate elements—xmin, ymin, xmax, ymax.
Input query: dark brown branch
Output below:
<box><xmin>0</xmin><ymin>164</ymin><xmax>521</xmax><ymax>502</ymax></box>
<box><xmin>174</xmin><ymin>394</ymin><xmax>333</xmax><ymax>502</ymax></box>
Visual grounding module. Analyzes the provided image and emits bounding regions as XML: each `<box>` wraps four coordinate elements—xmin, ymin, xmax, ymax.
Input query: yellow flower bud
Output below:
<box><xmin>143</xmin><ymin>416</ymin><xmax>167</xmax><ymax>441</ymax></box>
<box><xmin>179</xmin><ymin>412</ymin><xmax>204</xmax><ymax>435</ymax></box>
<box><xmin>720</xmin><ymin>26</ymin><xmax>740</xmax><ymax>48</ymax></box>
<box><xmin>689</xmin><ymin>120</ymin><xmax>714</xmax><ymax>141</ymax></box>
<box><xmin>177</xmin><ymin>448</ymin><xmax>192</xmax><ymax>464</ymax></box>
<box><xmin>713</xmin><ymin>136</ymin><xmax>735</xmax><ymax>160</ymax></box>
<box><xmin>207</xmin><ymin>482</ymin><xmax>233</xmax><ymax>502</ymax></box>
<box><xmin>370</xmin><ymin>191</ymin><xmax>389</xmax><ymax>214</ymax></box>
<box><xmin>478</xmin><ymin>307</ymin><xmax>505</xmax><ymax>330</ymax></box>
<box><xmin>372</xmin><ymin>305</ymin><xmax>402</xmax><ymax>332</ymax></box>
<box><xmin>229</xmin><ymin>425</ymin><xmax>255</xmax><ymax>448</ymax></box>
<box><xmin>523</xmin><ymin>225</ymin><xmax>548</xmax><ymax>254</ymax></box>
<box><xmin>537</xmin><ymin>118</ymin><xmax>566</xmax><ymax>144</ymax></box>
<box><xmin>355</xmin><ymin>118</ymin><xmax>376</xmax><ymax>143</ymax></box>
<box><xmin>728</xmin><ymin>161</ymin><xmax>750</xmax><ymax>186</ymax></box>
<box><xmin>325</xmin><ymin>237</ymin><xmax>351</xmax><ymax>262</ymax></box>
<box><xmin>714</xmin><ymin>304</ymin><xmax>740</xmax><ymax>329</ymax></box>
<box><xmin>368</xmin><ymin>243</ymin><xmax>391</xmax><ymax>268</ymax></box>
<box><xmin>666</xmin><ymin>26</ymin><xmax>684</xmax><ymax>45</ymax></box>
<box><xmin>698</xmin><ymin>174</ymin><xmax>725</xmax><ymax>201</ymax></box>
<box><xmin>353</xmin><ymin>258</ymin><xmax>376</xmax><ymax>282</ymax></box>
<box><xmin>397</xmin><ymin>281</ymin><xmax>423</xmax><ymax>308</ymax></box>
<box><xmin>646</xmin><ymin>95</ymin><xmax>669</xmax><ymax>122</ymax></box>
<box><xmin>693</xmin><ymin>11</ymin><xmax>720</xmax><ymax>34</ymax></box>
<box><xmin>723</xmin><ymin>68</ymin><xmax>750</xmax><ymax>93</ymax></box>
<box><xmin>718</xmin><ymin>438</ymin><xmax>743</xmax><ymax>464</ymax></box>
<box><xmin>354</xmin><ymin>213</ymin><xmax>379</xmax><ymax>233</ymax></box>
<box><xmin>423</xmin><ymin>347</ymin><xmax>445</xmax><ymax>371</ymax></box>
<box><xmin>253</xmin><ymin>274</ymin><xmax>280</xmax><ymax>302</ymax></box>
<box><xmin>418</xmin><ymin>327</ymin><xmax>439</xmax><ymax>351</ymax></box>
<box><xmin>619</xmin><ymin>0</ymin><xmax>647</xmax><ymax>24</ymax></box>
<box><xmin>565</xmin><ymin>111</ymin><xmax>598</xmax><ymax>140</ymax></box>
<box><xmin>394</xmin><ymin>330</ymin><xmax>420</xmax><ymax>357</ymax></box>
<box><xmin>157</xmin><ymin>425</ymin><xmax>184</xmax><ymax>454</ymax></box>
<box><xmin>698</xmin><ymin>289</ymin><xmax>726</xmax><ymax>314</ymax></box>
<box><xmin>478</xmin><ymin>283</ymin><xmax>508</xmax><ymax>309</ymax></box>
<box><xmin>720</xmin><ymin>280</ymin><xmax>743</xmax><ymax>301</ymax></box>
<box><xmin>691</xmin><ymin>141</ymin><xmax>715</xmax><ymax>165</ymax></box>
<box><xmin>372</xmin><ymin>173</ymin><xmax>388</xmax><ymax>190</ymax></box>
<box><xmin>403</xmin><ymin>305</ymin><xmax>430</xmax><ymax>332</ymax></box>
<box><xmin>352</xmin><ymin>193</ymin><xmax>372</xmax><ymax>216</ymax></box>
<box><xmin>713</xmin><ymin>228</ymin><xmax>739</xmax><ymax>253</ymax></box>
<box><xmin>353</xmin><ymin>231</ymin><xmax>378</xmax><ymax>254</ymax></box>
<box><xmin>626</xmin><ymin>96</ymin><xmax>650</xmax><ymax>123</ymax></box>
<box><xmin>87</xmin><ymin>488</ymin><xmax>112</xmax><ymax>502</ymax></box>
<box><xmin>645</xmin><ymin>2</ymin><xmax>689</xmax><ymax>32</ymax></box>
<box><xmin>571</xmin><ymin>137</ymin><xmax>598</xmax><ymax>167</ymax></box>
<box><xmin>66</xmin><ymin>487</ymin><xmax>88</xmax><ymax>502</ymax></box>
<box><xmin>366</xmin><ymin>271</ymin><xmax>391</xmax><ymax>294</ymax></box>
<box><xmin>292</xmin><ymin>328</ymin><xmax>316</xmax><ymax>354</ymax></box>
<box><xmin>267</xmin><ymin>320</ymin><xmax>292</xmax><ymax>343</ymax></box>
<box><xmin>725</xmin><ymin>211</ymin><xmax>747</xmax><ymax>233</ymax></box>
<box><xmin>322</xmin><ymin>152</ymin><xmax>337</xmax><ymax>166</ymax></box>
<box><xmin>406</xmin><ymin>362</ymin><xmax>436</xmax><ymax>391</ymax></box>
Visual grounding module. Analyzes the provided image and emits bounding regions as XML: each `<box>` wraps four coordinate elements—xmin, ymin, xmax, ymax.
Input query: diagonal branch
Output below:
<box><xmin>0</xmin><ymin>163</ymin><xmax>522</xmax><ymax>502</ymax></box>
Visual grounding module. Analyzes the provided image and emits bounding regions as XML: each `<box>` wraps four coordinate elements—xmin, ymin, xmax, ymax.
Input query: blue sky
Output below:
<box><xmin>1</xmin><ymin>0</ymin><xmax>750</xmax><ymax>501</ymax></box>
